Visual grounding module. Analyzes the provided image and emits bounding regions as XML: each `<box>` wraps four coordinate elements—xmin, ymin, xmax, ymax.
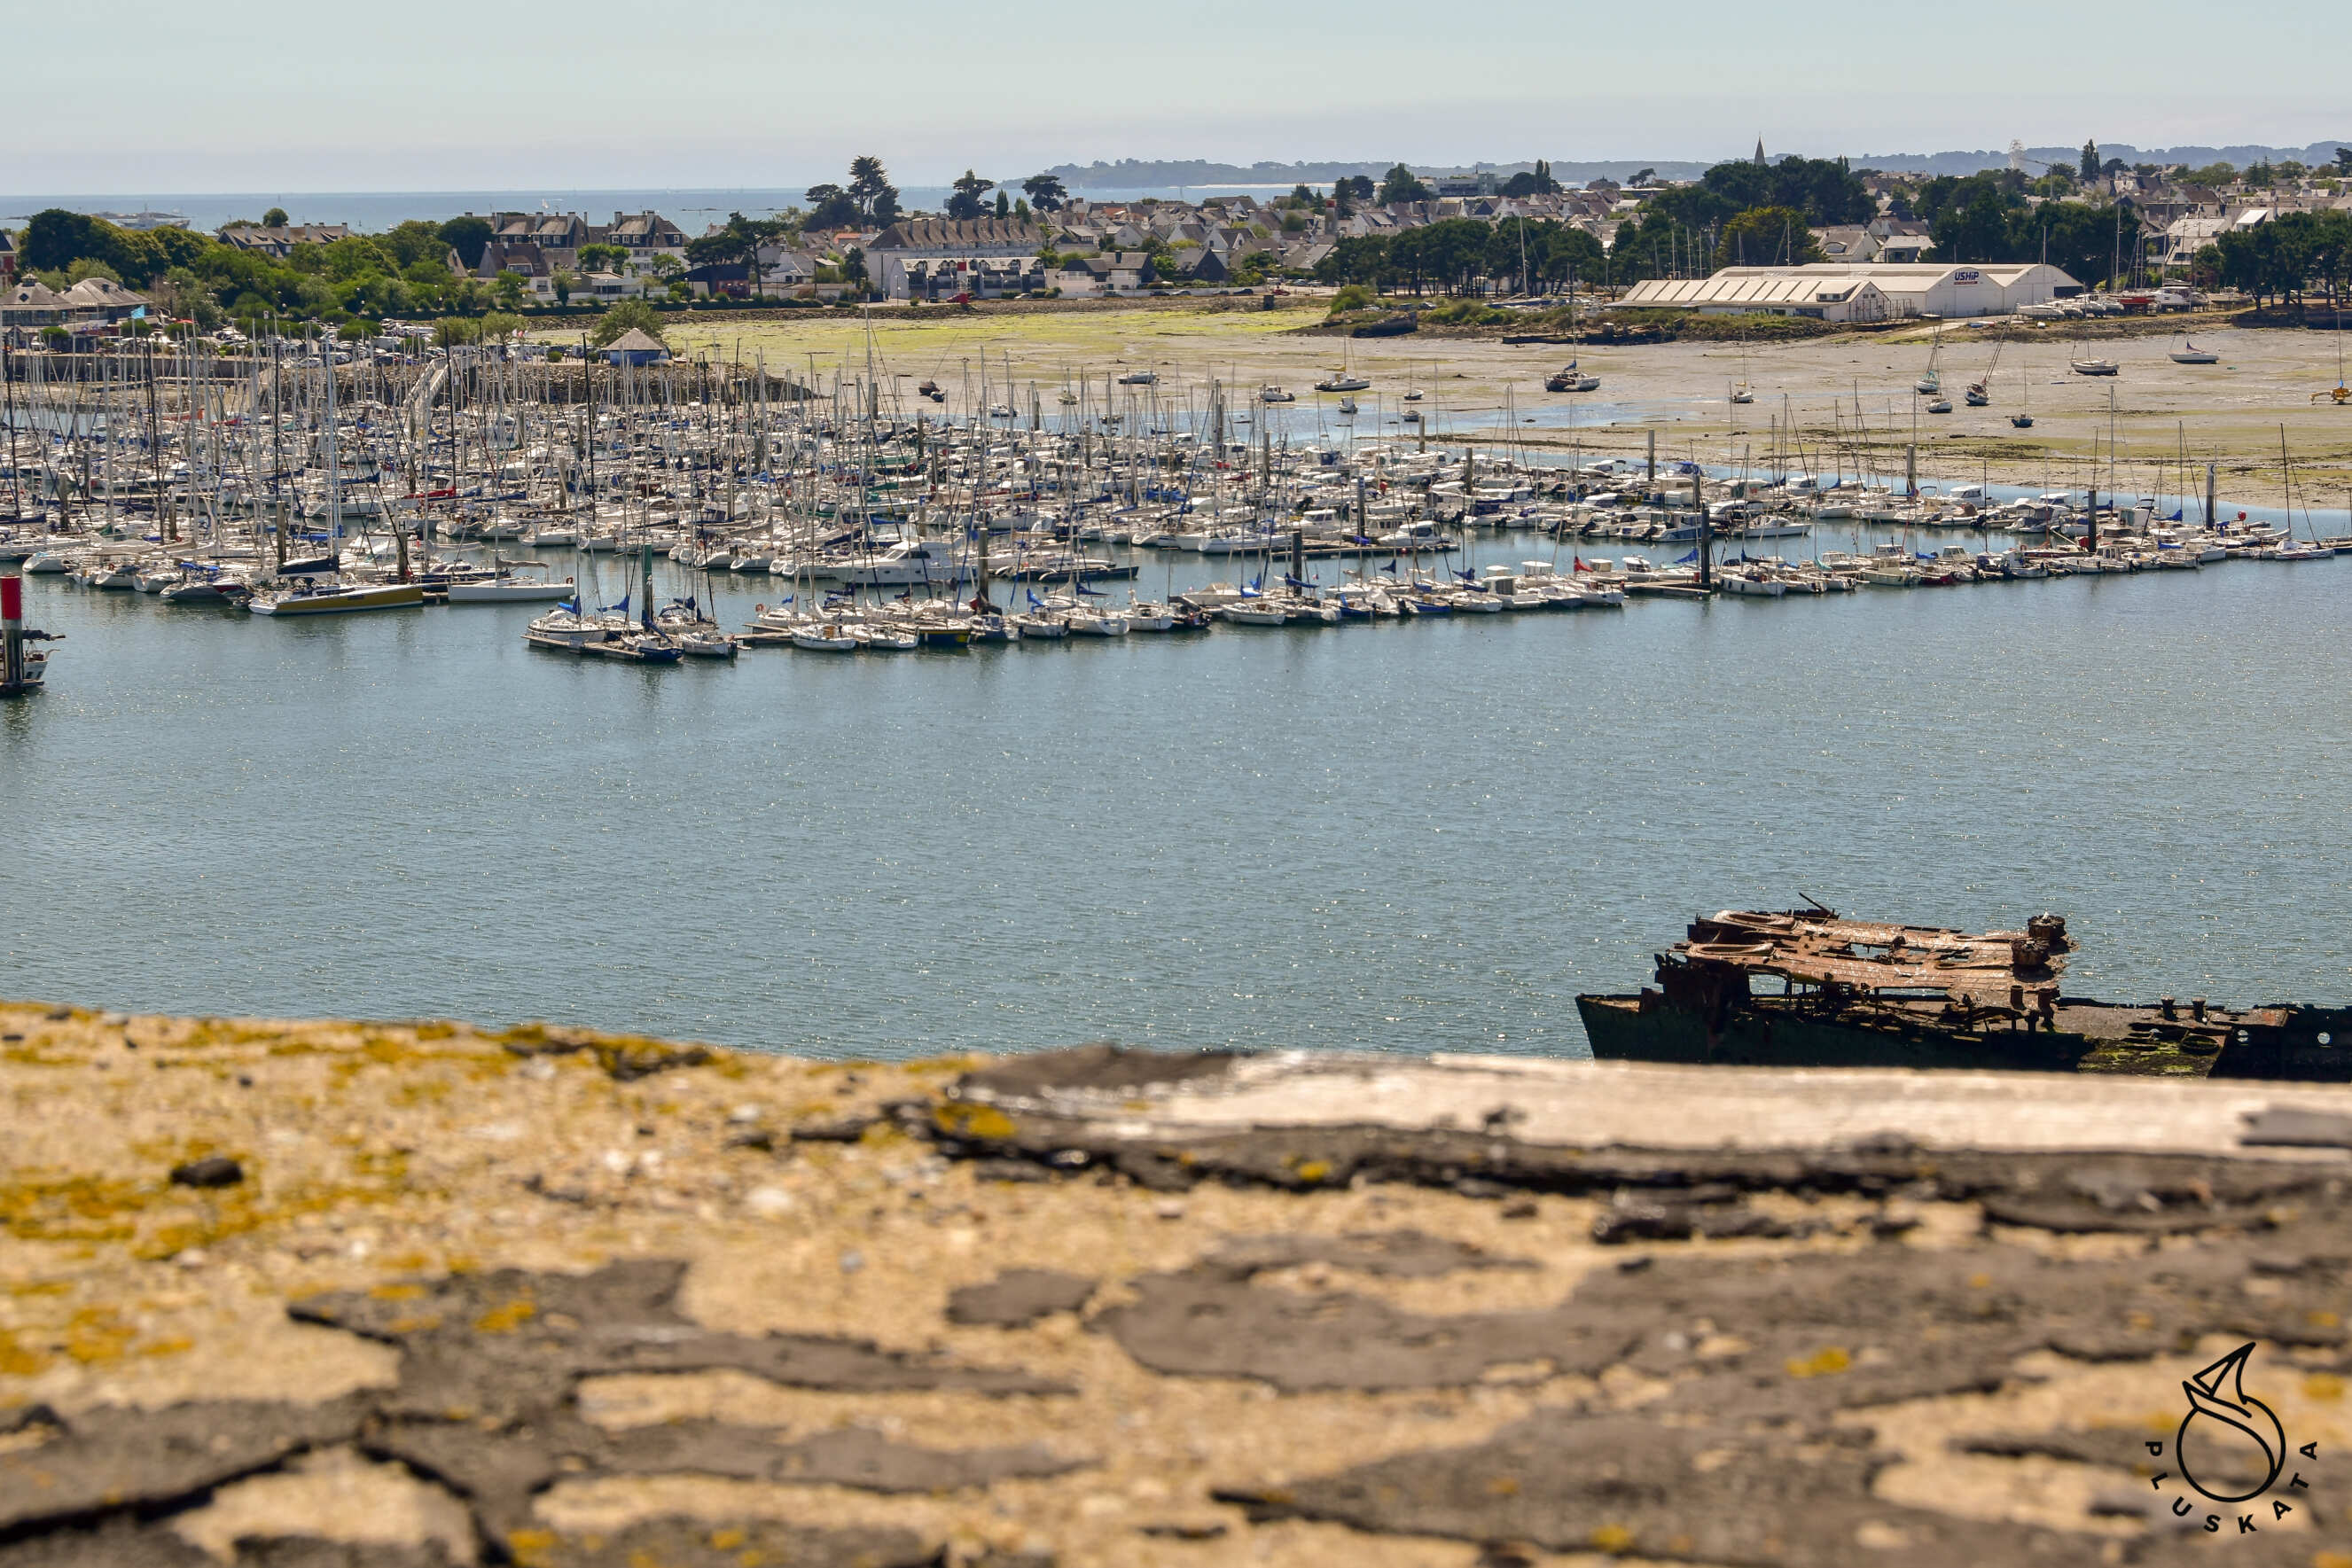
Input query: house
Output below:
<box><xmin>1810</xmin><ymin>225</ymin><xmax>1876</xmax><ymax>262</ymax></box>
<box><xmin>575</xmin><ymin>271</ymin><xmax>649</xmax><ymax>305</ymax></box>
<box><xmin>2161</xmin><ymin>215</ymin><xmax>2231</xmax><ymax>269</ymax></box>
<box><xmin>61</xmin><ymin>277</ymin><xmax>148</xmax><ymax>324</ymax></box>
<box><xmin>0</xmin><ymin>280</ymin><xmax>69</xmax><ymax>330</ymax></box>
<box><xmin>1864</xmin><ymin>218</ymin><xmax>1934</xmax><ymax>263</ymax></box>
<box><xmin>216</xmin><ymin>223</ymin><xmax>351</xmax><ymax>258</ymax></box>
<box><xmin>865</xmin><ymin>218</ymin><xmax>1044</xmax><ymax>300</ymax></box>
<box><xmin>756</xmin><ymin>246</ymin><xmax>819</xmax><ymax>291</ymax></box>
<box><xmin>473</xmin><ymin>241</ymin><xmax>550</xmax><ymax>283</ymax></box>
<box><xmin>903</xmin><ymin>256</ymin><xmax>1044</xmax><ymax>300</ymax></box>
<box><xmin>0</xmin><ymin>230</ymin><xmax>18</xmax><ymax>281</ymax></box>
<box><xmin>601</xmin><ymin>212</ymin><xmax>687</xmax><ymax>268</ymax></box>
<box><xmin>681</xmin><ymin>261</ymin><xmax>752</xmax><ymax>299</ymax></box>
<box><xmin>488</xmin><ymin>212</ymin><xmax>589</xmax><ymax>273</ymax></box>
<box><xmin>601</xmin><ymin>328</ymin><xmax>669</xmax><ymax>366</ymax></box>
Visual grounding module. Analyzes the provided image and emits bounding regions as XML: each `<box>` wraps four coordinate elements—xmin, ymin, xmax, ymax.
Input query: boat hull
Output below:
<box><xmin>250</xmin><ymin>583</ymin><xmax>426</xmax><ymax>616</ymax></box>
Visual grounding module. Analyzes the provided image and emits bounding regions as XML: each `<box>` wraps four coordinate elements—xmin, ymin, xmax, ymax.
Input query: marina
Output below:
<box><xmin>4</xmin><ymin>321</ymin><xmax>2350</xmax><ymax>1056</ymax></box>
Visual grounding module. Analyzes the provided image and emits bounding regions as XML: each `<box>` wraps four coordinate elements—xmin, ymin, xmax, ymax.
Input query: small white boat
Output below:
<box><xmin>791</xmin><ymin>624</ymin><xmax>857</xmax><ymax>651</ymax></box>
<box><xmin>1258</xmin><ymin>385</ymin><xmax>1295</xmax><ymax>403</ymax></box>
<box><xmin>1012</xmin><ymin>613</ymin><xmax>1067</xmax><ymax>639</ymax></box>
<box><xmin>446</xmin><ymin>573</ymin><xmax>574</xmax><ymax>603</ymax></box>
<box><xmin>2071</xmin><ymin>358</ymin><xmax>2120</xmax><ymax>377</ymax></box>
<box><xmin>1065</xmin><ymin>610</ymin><xmax>1129</xmax><ymax>636</ymax></box>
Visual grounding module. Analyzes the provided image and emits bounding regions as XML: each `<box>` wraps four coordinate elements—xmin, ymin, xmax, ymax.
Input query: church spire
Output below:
<box><xmin>1754</xmin><ymin>137</ymin><xmax>1767</xmax><ymax>167</ymax></box>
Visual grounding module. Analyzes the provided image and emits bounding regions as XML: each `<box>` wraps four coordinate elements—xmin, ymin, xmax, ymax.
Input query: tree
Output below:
<box><xmin>479</xmin><ymin>311</ymin><xmax>523</xmax><ymax>344</ymax></box>
<box><xmin>1712</xmin><ymin>207</ymin><xmax>1823</xmax><ymax>268</ymax></box>
<box><xmin>648</xmin><ymin>253</ymin><xmax>685</xmax><ymax>281</ymax></box>
<box><xmin>2246</xmin><ymin>160</ymin><xmax>2277</xmax><ymax>187</ymax></box>
<box><xmin>945</xmin><ymin>170</ymin><xmax>996</xmax><ymax>222</ymax></box>
<box><xmin>1629</xmin><ymin>168</ymin><xmax>1656</xmax><ymax>186</ymax></box>
<box><xmin>841</xmin><ymin>246</ymin><xmax>867</xmax><ymax>292</ymax></box>
<box><xmin>261</xmin><ymin>207</ymin><xmax>289</xmax><ymax>228</ymax></box>
<box><xmin>438</xmin><ymin>215</ymin><xmax>493</xmax><ymax>271</ymax></box>
<box><xmin>803</xmin><ymin>183</ymin><xmax>859</xmax><ymax>230</ymax></box>
<box><xmin>1290</xmin><ymin>183</ymin><xmax>1316</xmax><ymax>205</ymax></box>
<box><xmin>847</xmin><ymin>156</ymin><xmax>900</xmax><ymax>225</ymax></box>
<box><xmin>551</xmin><ymin>271</ymin><xmax>575</xmax><ymax>306</ymax></box>
<box><xmin>576</xmin><ymin>243</ymin><xmax>628</xmax><ymax>274</ymax></box>
<box><xmin>1021</xmin><ymin>173</ymin><xmax>1067</xmax><ymax>213</ymax></box>
<box><xmin>491</xmin><ymin>271</ymin><xmax>526</xmax><ymax>309</ymax></box>
<box><xmin>1340</xmin><ymin>176</ymin><xmax>1374</xmax><ymax>203</ymax></box>
<box><xmin>995</xmin><ymin>190</ymin><xmax>1010</xmax><ymax>218</ymax></box>
<box><xmin>2180</xmin><ymin>161</ymin><xmax>2236</xmax><ymax>188</ymax></box>
<box><xmin>382</xmin><ymin>220</ymin><xmax>449</xmax><ymax>269</ymax></box>
<box><xmin>1377</xmin><ymin>165</ymin><xmax>1432</xmax><ymax>205</ymax></box>
<box><xmin>2079</xmin><ymin>141</ymin><xmax>2099</xmax><ymax>183</ymax></box>
<box><xmin>590</xmin><ymin>299</ymin><xmax>664</xmax><ymax>347</ymax></box>
<box><xmin>1502</xmin><ymin>160</ymin><xmax>1562</xmax><ymax>199</ymax></box>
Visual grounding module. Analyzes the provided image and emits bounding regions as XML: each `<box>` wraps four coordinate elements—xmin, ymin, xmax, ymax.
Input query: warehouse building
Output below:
<box><xmin>1622</xmin><ymin>261</ymin><xmax>2082</xmax><ymax>322</ymax></box>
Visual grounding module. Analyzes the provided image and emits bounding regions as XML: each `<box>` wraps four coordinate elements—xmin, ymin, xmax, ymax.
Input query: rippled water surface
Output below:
<box><xmin>5</xmin><ymin>548</ymin><xmax>2348</xmax><ymax>1057</ymax></box>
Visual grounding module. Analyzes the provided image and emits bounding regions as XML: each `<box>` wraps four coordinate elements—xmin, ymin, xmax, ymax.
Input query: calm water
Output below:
<box><xmin>4</xmin><ymin>545</ymin><xmax>2349</xmax><ymax>1057</ymax></box>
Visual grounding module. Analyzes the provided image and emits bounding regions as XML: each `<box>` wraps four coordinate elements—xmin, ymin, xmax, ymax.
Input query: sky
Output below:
<box><xmin>12</xmin><ymin>0</ymin><xmax>2350</xmax><ymax>192</ymax></box>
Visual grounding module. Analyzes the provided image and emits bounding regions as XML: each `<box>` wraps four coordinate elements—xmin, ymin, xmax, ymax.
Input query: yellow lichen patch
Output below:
<box><xmin>474</xmin><ymin>1299</ymin><xmax>537</xmax><ymax>1334</ymax></box>
<box><xmin>506</xmin><ymin>1528</ymin><xmax>558</xmax><ymax>1567</ymax></box>
<box><xmin>2305</xmin><ymin>1372</ymin><xmax>2345</xmax><ymax>1402</ymax></box>
<box><xmin>1590</xmin><ymin>1523</ymin><xmax>1636</xmax><ymax>1553</ymax></box>
<box><xmin>137</xmin><ymin>1336</ymin><xmax>193</xmax><ymax>1359</ymax></box>
<box><xmin>1787</xmin><ymin>1347</ymin><xmax>1852</xmax><ymax>1379</ymax></box>
<box><xmin>1293</xmin><ymin>1159</ymin><xmax>1332</xmax><ymax>1185</ymax></box>
<box><xmin>0</xmin><ymin>1174</ymin><xmax>157</xmax><ymax>1244</ymax></box>
<box><xmin>410</xmin><ymin>1021</ymin><xmax>457</xmax><ymax>1041</ymax></box>
<box><xmin>932</xmin><ymin>1103</ymin><xmax>1015</xmax><ymax>1142</ymax></box>
<box><xmin>0</xmin><ymin>1329</ymin><xmax>54</xmax><ymax>1377</ymax></box>
<box><xmin>2308</xmin><ymin>1310</ymin><xmax>2340</xmax><ymax>1330</ymax></box>
<box><xmin>370</xmin><ymin>1283</ymin><xmax>426</xmax><ymax>1302</ymax></box>
<box><xmin>62</xmin><ymin>1305</ymin><xmax>137</xmax><ymax>1365</ymax></box>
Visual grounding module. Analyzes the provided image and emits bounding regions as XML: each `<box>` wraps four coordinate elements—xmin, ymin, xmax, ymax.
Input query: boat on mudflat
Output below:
<box><xmin>1576</xmin><ymin>905</ymin><xmax>2351</xmax><ymax>1079</ymax></box>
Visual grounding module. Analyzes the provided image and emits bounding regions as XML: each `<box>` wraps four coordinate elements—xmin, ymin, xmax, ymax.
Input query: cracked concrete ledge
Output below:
<box><xmin>2</xmin><ymin>1006</ymin><xmax>2348</xmax><ymax>1568</ymax></box>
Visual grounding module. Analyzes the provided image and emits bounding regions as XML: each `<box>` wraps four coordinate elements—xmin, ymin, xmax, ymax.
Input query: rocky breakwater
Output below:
<box><xmin>2</xmin><ymin>1004</ymin><xmax>2351</xmax><ymax>1567</ymax></box>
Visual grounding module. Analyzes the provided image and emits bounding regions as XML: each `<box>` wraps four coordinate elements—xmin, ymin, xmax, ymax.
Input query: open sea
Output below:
<box><xmin>4</xmin><ymin>526</ymin><xmax>2348</xmax><ymax>1059</ymax></box>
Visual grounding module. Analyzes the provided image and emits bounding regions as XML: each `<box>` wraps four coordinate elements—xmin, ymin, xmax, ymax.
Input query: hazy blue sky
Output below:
<box><xmin>14</xmin><ymin>0</ymin><xmax>2348</xmax><ymax>191</ymax></box>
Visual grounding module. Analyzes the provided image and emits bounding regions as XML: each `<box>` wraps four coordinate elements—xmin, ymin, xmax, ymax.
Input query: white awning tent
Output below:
<box><xmin>1624</xmin><ymin>261</ymin><xmax>2082</xmax><ymax>320</ymax></box>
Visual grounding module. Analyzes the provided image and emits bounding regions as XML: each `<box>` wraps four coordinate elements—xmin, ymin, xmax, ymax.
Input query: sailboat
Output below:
<box><xmin>1965</xmin><ymin>340</ymin><xmax>2000</xmax><ymax>406</ymax></box>
<box><xmin>1729</xmin><ymin>334</ymin><xmax>1754</xmax><ymax>403</ymax></box>
<box><xmin>1314</xmin><ymin>341</ymin><xmax>1369</xmax><ymax>394</ymax></box>
<box><xmin>2168</xmin><ymin>339</ymin><xmax>2218</xmax><ymax>365</ymax></box>
<box><xmin>2010</xmin><ymin>349</ymin><xmax>2035</xmax><ymax>429</ymax></box>
<box><xmin>1915</xmin><ymin>336</ymin><xmax>1942</xmax><ymax>394</ymax></box>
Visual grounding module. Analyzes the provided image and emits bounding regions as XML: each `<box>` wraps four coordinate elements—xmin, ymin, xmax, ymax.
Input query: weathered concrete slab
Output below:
<box><xmin>948</xmin><ymin>1044</ymin><xmax>2352</xmax><ymax>1162</ymax></box>
<box><xmin>7</xmin><ymin>1010</ymin><xmax>2352</xmax><ymax>1568</ymax></box>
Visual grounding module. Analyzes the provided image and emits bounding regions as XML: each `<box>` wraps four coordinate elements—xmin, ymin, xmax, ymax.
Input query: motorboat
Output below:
<box><xmin>248</xmin><ymin>578</ymin><xmax>425</xmax><ymax>616</ymax></box>
<box><xmin>1258</xmin><ymin>385</ymin><xmax>1295</xmax><ymax>403</ymax></box>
